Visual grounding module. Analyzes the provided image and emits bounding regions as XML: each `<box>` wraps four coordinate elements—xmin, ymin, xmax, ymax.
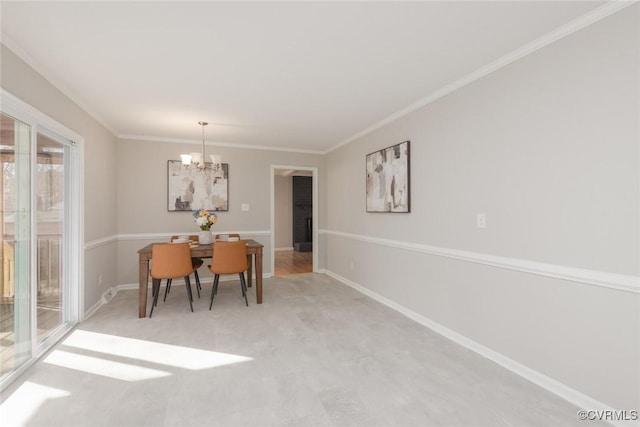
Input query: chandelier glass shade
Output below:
<box><xmin>181</xmin><ymin>121</ymin><xmax>220</xmax><ymax>169</ymax></box>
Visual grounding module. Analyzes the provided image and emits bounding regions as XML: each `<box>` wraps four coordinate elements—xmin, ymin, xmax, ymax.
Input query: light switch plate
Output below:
<box><xmin>241</xmin><ymin>203</ymin><xmax>250</xmax><ymax>211</ymax></box>
<box><xmin>477</xmin><ymin>213</ymin><xmax>487</xmax><ymax>229</ymax></box>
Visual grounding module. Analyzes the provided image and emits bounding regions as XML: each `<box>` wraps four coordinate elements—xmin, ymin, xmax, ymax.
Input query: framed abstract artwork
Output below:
<box><xmin>366</xmin><ymin>140</ymin><xmax>410</xmax><ymax>213</ymax></box>
<box><xmin>167</xmin><ymin>160</ymin><xmax>229</xmax><ymax>212</ymax></box>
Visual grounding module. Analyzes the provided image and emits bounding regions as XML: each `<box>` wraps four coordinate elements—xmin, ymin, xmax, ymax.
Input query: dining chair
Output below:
<box><xmin>167</xmin><ymin>235</ymin><xmax>203</xmax><ymax>299</ymax></box>
<box><xmin>214</xmin><ymin>234</ymin><xmax>252</xmax><ymax>283</ymax></box>
<box><xmin>208</xmin><ymin>240</ymin><xmax>249</xmax><ymax>309</ymax></box>
<box><xmin>149</xmin><ymin>242</ymin><xmax>196</xmax><ymax>317</ymax></box>
<box><xmin>214</xmin><ymin>233</ymin><xmax>241</xmax><ymax>241</ymax></box>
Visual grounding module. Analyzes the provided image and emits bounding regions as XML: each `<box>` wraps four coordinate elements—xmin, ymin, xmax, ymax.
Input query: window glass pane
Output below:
<box><xmin>0</xmin><ymin>112</ymin><xmax>31</xmax><ymax>379</ymax></box>
<box><xmin>36</xmin><ymin>133</ymin><xmax>65</xmax><ymax>343</ymax></box>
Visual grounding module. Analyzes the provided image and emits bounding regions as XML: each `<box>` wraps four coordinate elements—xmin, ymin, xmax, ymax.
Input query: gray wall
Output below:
<box><xmin>1</xmin><ymin>44</ymin><xmax>119</xmax><ymax>312</ymax></box>
<box><xmin>116</xmin><ymin>138</ymin><xmax>324</xmax><ymax>285</ymax></box>
<box><xmin>324</xmin><ymin>7</ymin><xmax>639</xmax><ymax>410</ymax></box>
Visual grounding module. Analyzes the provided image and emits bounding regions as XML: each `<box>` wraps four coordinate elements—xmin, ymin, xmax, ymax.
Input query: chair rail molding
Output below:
<box><xmin>84</xmin><ymin>234</ymin><xmax>118</xmax><ymax>250</ymax></box>
<box><xmin>322</xmin><ymin>229</ymin><xmax>639</xmax><ymax>294</ymax></box>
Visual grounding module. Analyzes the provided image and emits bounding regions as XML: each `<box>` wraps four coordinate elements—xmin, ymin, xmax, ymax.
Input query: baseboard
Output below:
<box><xmin>274</xmin><ymin>247</ymin><xmax>294</xmax><ymax>251</ymax></box>
<box><xmin>325</xmin><ymin>270</ymin><xmax>625</xmax><ymax>425</ymax></box>
<box><xmin>83</xmin><ymin>298</ymin><xmax>104</xmax><ymax>320</ymax></box>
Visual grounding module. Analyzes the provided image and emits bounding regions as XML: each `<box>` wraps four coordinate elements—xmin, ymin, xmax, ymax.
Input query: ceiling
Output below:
<box><xmin>1</xmin><ymin>1</ymin><xmax>606</xmax><ymax>153</ymax></box>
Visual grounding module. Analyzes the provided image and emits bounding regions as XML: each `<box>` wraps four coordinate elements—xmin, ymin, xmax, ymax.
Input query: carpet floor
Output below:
<box><xmin>0</xmin><ymin>273</ymin><xmax>599</xmax><ymax>427</ymax></box>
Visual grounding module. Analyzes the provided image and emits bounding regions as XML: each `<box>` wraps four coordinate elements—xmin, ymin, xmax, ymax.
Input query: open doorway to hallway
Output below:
<box><xmin>272</xmin><ymin>168</ymin><xmax>315</xmax><ymax>276</ymax></box>
<box><xmin>274</xmin><ymin>250</ymin><xmax>312</xmax><ymax>276</ymax></box>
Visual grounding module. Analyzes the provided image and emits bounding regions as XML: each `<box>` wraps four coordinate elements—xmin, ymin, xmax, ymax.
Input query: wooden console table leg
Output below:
<box><xmin>246</xmin><ymin>254</ymin><xmax>253</xmax><ymax>288</ymax></box>
<box><xmin>256</xmin><ymin>250</ymin><xmax>263</xmax><ymax>304</ymax></box>
<box><xmin>138</xmin><ymin>259</ymin><xmax>149</xmax><ymax>318</ymax></box>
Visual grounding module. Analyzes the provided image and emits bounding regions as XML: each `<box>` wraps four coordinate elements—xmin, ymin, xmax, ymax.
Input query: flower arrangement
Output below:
<box><xmin>193</xmin><ymin>209</ymin><xmax>218</xmax><ymax>231</ymax></box>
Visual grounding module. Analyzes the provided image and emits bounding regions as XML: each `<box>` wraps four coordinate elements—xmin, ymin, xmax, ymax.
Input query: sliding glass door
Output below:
<box><xmin>35</xmin><ymin>132</ymin><xmax>67</xmax><ymax>343</ymax></box>
<box><xmin>0</xmin><ymin>112</ymin><xmax>31</xmax><ymax>378</ymax></box>
<box><xmin>0</xmin><ymin>94</ymin><xmax>81</xmax><ymax>388</ymax></box>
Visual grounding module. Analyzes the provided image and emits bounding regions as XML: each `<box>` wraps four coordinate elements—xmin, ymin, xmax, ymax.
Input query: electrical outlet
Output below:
<box><xmin>99</xmin><ymin>275</ymin><xmax>103</xmax><ymax>286</ymax></box>
<box><xmin>241</xmin><ymin>203</ymin><xmax>250</xmax><ymax>211</ymax></box>
<box><xmin>102</xmin><ymin>288</ymin><xmax>115</xmax><ymax>303</ymax></box>
<box><xmin>349</xmin><ymin>260</ymin><xmax>354</xmax><ymax>270</ymax></box>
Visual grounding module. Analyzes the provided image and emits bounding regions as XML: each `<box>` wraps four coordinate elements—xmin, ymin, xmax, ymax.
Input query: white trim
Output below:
<box><xmin>84</xmin><ymin>235</ymin><xmax>118</xmax><ymax>250</ymax></box>
<box><xmin>324</xmin><ymin>229</ymin><xmax>640</xmax><ymax>294</ymax></box>
<box><xmin>0</xmin><ymin>89</ymin><xmax>85</xmax><ymax>386</ymax></box>
<box><xmin>83</xmin><ymin>299</ymin><xmax>104</xmax><ymax>320</ymax></box>
<box><xmin>119</xmin><ymin>134</ymin><xmax>324</xmax><ymax>155</ymax></box>
<box><xmin>75</xmin><ymin>133</ymin><xmax>85</xmax><ymax>321</ymax></box>
<box><xmin>325</xmin><ymin>270</ymin><xmax>623</xmax><ymax>422</ymax></box>
<box><xmin>3</xmin><ymin>2</ymin><xmax>631</xmax><ymax>156</ymax></box>
<box><xmin>118</xmin><ymin>283</ymin><xmax>146</xmax><ymax>291</ymax></box>
<box><xmin>0</xmin><ymin>38</ymin><xmax>118</xmax><ymax>137</ymax></box>
<box><xmin>326</xmin><ymin>1</ymin><xmax>636</xmax><ymax>153</ymax></box>
<box><xmin>1</xmin><ymin>90</ymin><xmax>83</xmax><ymax>142</ymax></box>
<box><xmin>274</xmin><ymin>247</ymin><xmax>294</xmax><ymax>252</ymax></box>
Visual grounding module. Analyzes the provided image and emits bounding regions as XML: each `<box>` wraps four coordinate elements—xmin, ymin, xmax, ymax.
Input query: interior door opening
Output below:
<box><xmin>271</xmin><ymin>167</ymin><xmax>317</xmax><ymax>277</ymax></box>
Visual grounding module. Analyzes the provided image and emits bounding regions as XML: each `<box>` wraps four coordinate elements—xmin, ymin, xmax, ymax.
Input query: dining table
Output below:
<box><xmin>137</xmin><ymin>239</ymin><xmax>264</xmax><ymax>318</ymax></box>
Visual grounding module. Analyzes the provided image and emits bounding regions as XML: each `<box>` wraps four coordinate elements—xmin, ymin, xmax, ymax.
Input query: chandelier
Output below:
<box><xmin>180</xmin><ymin>121</ymin><xmax>221</xmax><ymax>169</ymax></box>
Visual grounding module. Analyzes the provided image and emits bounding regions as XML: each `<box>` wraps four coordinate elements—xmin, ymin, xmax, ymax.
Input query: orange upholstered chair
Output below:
<box><xmin>149</xmin><ymin>243</ymin><xmax>197</xmax><ymax>317</ymax></box>
<box><xmin>168</xmin><ymin>235</ymin><xmax>204</xmax><ymax>298</ymax></box>
<box><xmin>209</xmin><ymin>240</ymin><xmax>249</xmax><ymax>309</ymax></box>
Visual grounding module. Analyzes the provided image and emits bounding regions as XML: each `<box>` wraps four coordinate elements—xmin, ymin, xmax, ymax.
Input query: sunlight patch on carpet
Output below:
<box><xmin>62</xmin><ymin>330</ymin><xmax>253</xmax><ymax>370</ymax></box>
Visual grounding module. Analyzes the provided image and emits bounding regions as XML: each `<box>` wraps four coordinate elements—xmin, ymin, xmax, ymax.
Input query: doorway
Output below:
<box><xmin>271</xmin><ymin>166</ymin><xmax>318</xmax><ymax>276</ymax></box>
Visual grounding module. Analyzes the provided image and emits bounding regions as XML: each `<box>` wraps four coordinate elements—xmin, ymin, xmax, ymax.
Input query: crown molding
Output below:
<box><xmin>1</xmin><ymin>34</ymin><xmax>119</xmax><ymax>137</ymax></box>
<box><xmin>4</xmin><ymin>1</ymin><xmax>633</xmax><ymax>156</ymax></box>
<box><xmin>1</xmin><ymin>89</ymin><xmax>84</xmax><ymax>143</ymax></box>
<box><xmin>326</xmin><ymin>0</ymin><xmax>636</xmax><ymax>154</ymax></box>
<box><xmin>118</xmin><ymin>134</ymin><xmax>325</xmax><ymax>155</ymax></box>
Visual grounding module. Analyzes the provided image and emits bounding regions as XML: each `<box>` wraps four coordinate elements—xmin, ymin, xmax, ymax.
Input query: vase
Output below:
<box><xmin>198</xmin><ymin>230</ymin><xmax>213</xmax><ymax>245</ymax></box>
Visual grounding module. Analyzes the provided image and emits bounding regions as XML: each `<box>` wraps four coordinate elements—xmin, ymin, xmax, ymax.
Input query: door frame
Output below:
<box><xmin>0</xmin><ymin>89</ymin><xmax>84</xmax><ymax>390</ymax></box>
<box><xmin>270</xmin><ymin>165</ymin><xmax>318</xmax><ymax>276</ymax></box>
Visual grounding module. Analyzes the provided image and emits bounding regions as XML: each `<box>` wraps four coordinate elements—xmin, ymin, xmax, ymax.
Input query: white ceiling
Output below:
<box><xmin>1</xmin><ymin>1</ymin><xmax>606</xmax><ymax>153</ymax></box>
